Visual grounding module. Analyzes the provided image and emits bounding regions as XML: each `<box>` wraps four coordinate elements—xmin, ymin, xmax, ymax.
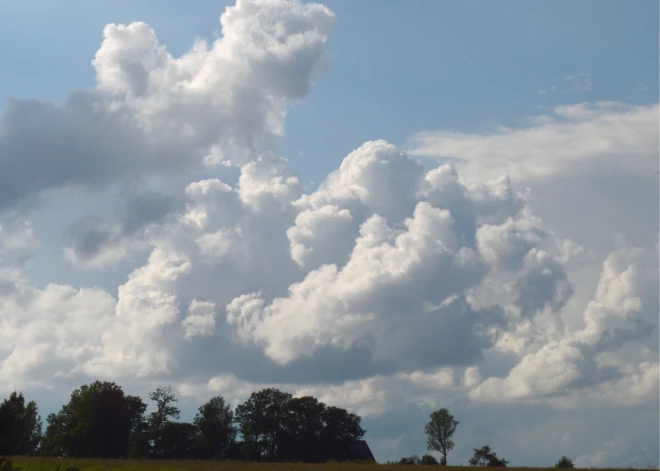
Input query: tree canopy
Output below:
<box><xmin>0</xmin><ymin>391</ymin><xmax>42</xmax><ymax>455</ymax></box>
<box><xmin>555</xmin><ymin>456</ymin><xmax>575</xmax><ymax>468</ymax></box>
<box><xmin>41</xmin><ymin>381</ymin><xmax>146</xmax><ymax>458</ymax></box>
<box><xmin>424</xmin><ymin>407</ymin><xmax>459</xmax><ymax>465</ymax></box>
<box><xmin>469</xmin><ymin>445</ymin><xmax>509</xmax><ymax>467</ymax></box>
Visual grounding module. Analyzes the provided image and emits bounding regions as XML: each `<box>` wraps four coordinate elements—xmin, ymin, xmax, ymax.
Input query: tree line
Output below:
<box><xmin>0</xmin><ymin>386</ymin><xmax>580</xmax><ymax>466</ymax></box>
<box><xmin>0</xmin><ymin>382</ymin><xmax>365</xmax><ymax>462</ymax></box>
<box><xmin>391</xmin><ymin>408</ymin><xmax>575</xmax><ymax>468</ymax></box>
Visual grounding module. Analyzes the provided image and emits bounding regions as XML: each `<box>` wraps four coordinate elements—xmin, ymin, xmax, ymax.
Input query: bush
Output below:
<box><xmin>421</xmin><ymin>454</ymin><xmax>440</xmax><ymax>465</ymax></box>
<box><xmin>398</xmin><ymin>455</ymin><xmax>421</xmax><ymax>465</ymax></box>
<box><xmin>555</xmin><ymin>456</ymin><xmax>575</xmax><ymax>468</ymax></box>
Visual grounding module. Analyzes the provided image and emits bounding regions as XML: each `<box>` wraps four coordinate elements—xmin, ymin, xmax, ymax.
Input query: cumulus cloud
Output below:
<box><xmin>0</xmin><ymin>0</ymin><xmax>334</xmax><ymax>211</ymax></box>
<box><xmin>469</xmin><ymin>242</ymin><xmax>659</xmax><ymax>406</ymax></box>
<box><xmin>0</xmin><ymin>0</ymin><xmax>657</xmax><ymax>465</ymax></box>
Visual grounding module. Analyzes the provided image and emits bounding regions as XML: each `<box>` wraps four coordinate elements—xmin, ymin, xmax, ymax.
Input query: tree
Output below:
<box><xmin>469</xmin><ymin>445</ymin><xmax>509</xmax><ymax>467</ymax></box>
<box><xmin>421</xmin><ymin>454</ymin><xmax>440</xmax><ymax>465</ymax></box>
<box><xmin>0</xmin><ymin>392</ymin><xmax>42</xmax><ymax>455</ymax></box>
<box><xmin>424</xmin><ymin>408</ymin><xmax>458</xmax><ymax>465</ymax></box>
<box><xmin>282</xmin><ymin>396</ymin><xmax>326</xmax><ymax>462</ymax></box>
<box><xmin>555</xmin><ymin>456</ymin><xmax>574</xmax><ymax>468</ymax></box>
<box><xmin>235</xmin><ymin>388</ymin><xmax>292</xmax><ymax>461</ymax></box>
<box><xmin>148</xmin><ymin>385</ymin><xmax>181</xmax><ymax>457</ymax></box>
<box><xmin>319</xmin><ymin>405</ymin><xmax>366</xmax><ymax>462</ymax></box>
<box><xmin>234</xmin><ymin>388</ymin><xmax>365</xmax><ymax>463</ymax></box>
<box><xmin>40</xmin><ymin>381</ymin><xmax>146</xmax><ymax>458</ymax></box>
<box><xmin>158</xmin><ymin>422</ymin><xmax>199</xmax><ymax>459</ymax></box>
<box><xmin>194</xmin><ymin>395</ymin><xmax>236</xmax><ymax>459</ymax></box>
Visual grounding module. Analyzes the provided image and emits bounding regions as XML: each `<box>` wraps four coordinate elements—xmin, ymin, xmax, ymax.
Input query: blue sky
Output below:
<box><xmin>0</xmin><ymin>0</ymin><xmax>658</xmax><ymax>465</ymax></box>
<box><xmin>1</xmin><ymin>0</ymin><xmax>657</xmax><ymax>183</ymax></box>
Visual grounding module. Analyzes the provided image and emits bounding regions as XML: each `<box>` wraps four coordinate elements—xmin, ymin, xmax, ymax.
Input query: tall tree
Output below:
<box><xmin>424</xmin><ymin>408</ymin><xmax>458</xmax><ymax>465</ymax></box>
<box><xmin>319</xmin><ymin>405</ymin><xmax>366</xmax><ymax>462</ymax></box>
<box><xmin>40</xmin><ymin>381</ymin><xmax>146</xmax><ymax>458</ymax></box>
<box><xmin>148</xmin><ymin>385</ymin><xmax>181</xmax><ymax>457</ymax></box>
<box><xmin>194</xmin><ymin>395</ymin><xmax>236</xmax><ymax>459</ymax></box>
<box><xmin>0</xmin><ymin>392</ymin><xmax>42</xmax><ymax>455</ymax></box>
<box><xmin>235</xmin><ymin>388</ymin><xmax>292</xmax><ymax>461</ymax></box>
<box><xmin>282</xmin><ymin>396</ymin><xmax>326</xmax><ymax>462</ymax></box>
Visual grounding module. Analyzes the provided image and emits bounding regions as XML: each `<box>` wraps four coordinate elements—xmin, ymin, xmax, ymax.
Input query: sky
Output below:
<box><xmin>0</xmin><ymin>0</ymin><xmax>658</xmax><ymax>466</ymax></box>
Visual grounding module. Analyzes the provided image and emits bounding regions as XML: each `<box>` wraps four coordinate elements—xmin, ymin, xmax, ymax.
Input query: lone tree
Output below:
<box><xmin>555</xmin><ymin>456</ymin><xmax>574</xmax><ymax>468</ymax></box>
<box><xmin>424</xmin><ymin>408</ymin><xmax>458</xmax><ymax>465</ymax></box>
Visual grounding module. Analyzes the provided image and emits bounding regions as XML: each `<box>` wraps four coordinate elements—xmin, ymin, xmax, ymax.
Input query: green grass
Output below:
<box><xmin>8</xmin><ymin>458</ymin><xmax>659</xmax><ymax>471</ymax></box>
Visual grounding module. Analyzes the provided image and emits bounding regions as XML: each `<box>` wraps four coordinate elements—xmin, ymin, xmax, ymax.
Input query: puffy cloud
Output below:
<box><xmin>0</xmin><ymin>0</ymin><xmax>334</xmax><ymax>210</ymax></box>
<box><xmin>469</xmin><ymin>242</ymin><xmax>659</xmax><ymax>407</ymax></box>
<box><xmin>0</xmin><ymin>0</ymin><xmax>657</xmax><ymax>465</ymax></box>
<box><xmin>182</xmin><ymin>299</ymin><xmax>217</xmax><ymax>339</ymax></box>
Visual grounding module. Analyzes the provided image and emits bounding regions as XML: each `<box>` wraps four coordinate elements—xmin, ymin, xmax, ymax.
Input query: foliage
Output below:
<box><xmin>7</xmin><ymin>384</ymin><xmax>367</xmax><ymax>463</ymax></box>
<box><xmin>397</xmin><ymin>455</ymin><xmax>420</xmax><ymax>465</ymax></box>
<box><xmin>40</xmin><ymin>381</ymin><xmax>146</xmax><ymax>458</ymax></box>
<box><xmin>193</xmin><ymin>395</ymin><xmax>236</xmax><ymax>459</ymax></box>
<box><xmin>0</xmin><ymin>391</ymin><xmax>42</xmax><ymax>455</ymax></box>
<box><xmin>234</xmin><ymin>388</ymin><xmax>365</xmax><ymax>463</ymax></box>
<box><xmin>469</xmin><ymin>445</ymin><xmax>508</xmax><ymax>467</ymax></box>
<box><xmin>424</xmin><ymin>408</ymin><xmax>459</xmax><ymax>465</ymax></box>
<box><xmin>554</xmin><ymin>457</ymin><xmax>574</xmax><ymax>468</ymax></box>
<box><xmin>148</xmin><ymin>386</ymin><xmax>181</xmax><ymax>458</ymax></box>
<box><xmin>420</xmin><ymin>454</ymin><xmax>439</xmax><ymax>465</ymax></box>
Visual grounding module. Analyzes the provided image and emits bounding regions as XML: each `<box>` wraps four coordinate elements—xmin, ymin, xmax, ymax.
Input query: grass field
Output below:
<box><xmin>8</xmin><ymin>457</ymin><xmax>658</xmax><ymax>471</ymax></box>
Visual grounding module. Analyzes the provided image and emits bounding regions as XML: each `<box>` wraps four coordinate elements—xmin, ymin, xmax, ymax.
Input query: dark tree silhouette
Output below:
<box><xmin>469</xmin><ymin>445</ymin><xmax>509</xmax><ymax>467</ymax></box>
<box><xmin>555</xmin><ymin>456</ymin><xmax>575</xmax><ymax>468</ymax></box>
<box><xmin>319</xmin><ymin>405</ymin><xmax>366</xmax><ymax>462</ymax></box>
<box><xmin>398</xmin><ymin>455</ymin><xmax>421</xmax><ymax>465</ymax></box>
<box><xmin>27</xmin><ymin>382</ymin><xmax>370</xmax><ymax>462</ymax></box>
<box><xmin>425</xmin><ymin>408</ymin><xmax>458</xmax><ymax>465</ymax></box>
<box><xmin>282</xmin><ymin>396</ymin><xmax>326</xmax><ymax>462</ymax></box>
<box><xmin>235</xmin><ymin>388</ymin><xmax>292</xmax><ymax>461</ymax></box>
<box><xmin>148</xmin><ymin>385</ymin><xmax>181</xmax><ymax>457</ymax></box>
<box><xmin>158</xmin><ymin>422</ymin><xmax>199</xmax><ymax>459</ymax></box>
<box><xmin>234</xmin><ymin>388</ymin><xmax>365</xmax><ymax>463</ymax></box>
<box><xmin>40</xmin><ymin>381</ymin><xmax>146</xmax><ymax>458</ymax></box>
<box><xmin>421</xmin><ymin>454</ymin><xmax>440</xmax><ymax>465</ymax></box>
<box><xmin>194</xmin><ymin>395</ymin><xmax>236</xmax><ymax>459</ymax></box>
<box><xmin>0</xmin><ymin>391</ymin><xmax>42</xmax><ymax>455</ymax></box>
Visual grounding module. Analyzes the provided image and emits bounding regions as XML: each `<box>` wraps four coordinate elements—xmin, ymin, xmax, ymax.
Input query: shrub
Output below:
<box><xmin>556</xmin><ymin>456</ymin><xmax>575</xmax><ymax>468</ymax></box>
<box><xmin>421</xmin><ymin>454</ymin><xmax>440</xmax><ymax>465</ymax></box>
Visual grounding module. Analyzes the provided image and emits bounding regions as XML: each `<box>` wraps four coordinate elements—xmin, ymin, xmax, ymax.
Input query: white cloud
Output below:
<box><xmin>407</xmin><ymin>102</ymin><xmax>658</xmax><ymax>182</ymax></box>
<box><xmin>182</xmin><ymin>299</ymin><xmax>217</xmax><ymax>339</ymax></box>
<box><xmin>0</xmin><ymin>0</ymin><xmax>657</xmax><ymax>465</ymax></box>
